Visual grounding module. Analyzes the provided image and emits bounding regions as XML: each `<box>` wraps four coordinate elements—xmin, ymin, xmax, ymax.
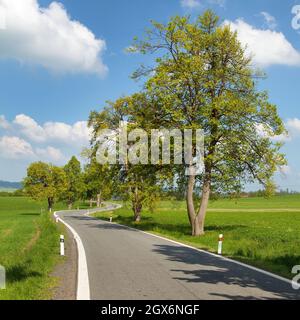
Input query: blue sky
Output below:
<box><xmin>0</xmin><ymin>0</ymin><xmax>300</xmax><ymax>191</ymax></box>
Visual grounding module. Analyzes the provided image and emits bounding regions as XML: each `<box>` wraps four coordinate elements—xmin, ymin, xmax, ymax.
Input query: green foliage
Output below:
<box><xmin>88</xmin><ymin>95</ymin><xmax>162</xmax><ymax>220</ymax></box>
<box><xmin>132</xmin><ymin>10</ymin><xmax>286</xmax><ymax>194</ymax></box>
<box><xmin>119</xmin><ymin>165</ymin><xmax>161</xmax><ymax>216</ymax></box>
<box><xmin>63</xmin><ymin>156</ymin><xmax>84</xmax><ymax>207</ymax></box>
<box><xmin>127</xmin><ymin>10</ymin><xmax>287</xmax><ymax>233</ymax></box>
<box><xmin>89</xmin><ymin>10</ymin><xmax>286</xmax><ymax>230</ymax></box>
<box><xmin>23</xmin><ymin>162</ymin><xmax>67</xmax><ymax>210</ymax></box>
<box><xmin>83</xmin><ymin>159</ymin><xmax>113</xmax><ymax>203</ymax></box>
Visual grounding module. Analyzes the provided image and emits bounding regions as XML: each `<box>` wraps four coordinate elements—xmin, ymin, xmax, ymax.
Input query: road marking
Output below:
<box><xmin>137</xmin><ymin>229</ymin><xmax>292</xmax><ymax>285</ymax></box>
<box><xmin>55</xmin><ymin>203</ymin><xmax>292</xmax><ymax>300</ymax></box>
<box><xmin>53</xmin><ymin>205</ymin><xmax>122</xmax><ymax>300</ymax></box>
<box><xmin>54</xmin><ymin>211</ymin><xmax>90</xmax><ymax>300</ymax></box>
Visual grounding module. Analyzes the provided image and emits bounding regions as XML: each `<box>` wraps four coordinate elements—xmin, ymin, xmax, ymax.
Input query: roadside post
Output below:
<box><xmin>110</xmin><ymin>216</ymin><xmax>113</xmax><ymax>223</ymax></box>
<box><xmin>0</xmin><ymin>265</ymin><xmax>5</xmax><ymax>290</ymax></box>
<box><xmin>60</xmin><ymin>235</ymin><xmax>65</xmax><ymax>256</ymax></box>
<box><xmin>218</xmin><ymin>234</ymin><xmax>224</xmax><ymax>255</ymax></box>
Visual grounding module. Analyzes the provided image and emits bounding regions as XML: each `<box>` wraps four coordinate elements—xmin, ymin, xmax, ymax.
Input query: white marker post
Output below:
<box><xmin>218</xmin><ymin>234</ymin><xmax>224</xmax><ymax>255</ymax></box>
<box><xmin>110</xmin><ymin>216</ymin><xmax>113</xmax><ymax>223</ymax></box>
<box><xmin>60</xmin><ymin>235</ymin><xmax>65</xmax><ymax>256</ymax></box>
<box><xmin>0</xmin><ymin>265</ymin><xmax>5</xmax><ymax>290</ymax></box>
<box><xmin>56</xmin><ymin>217</ymin><xmax>59</xmax><ymax>223</ymax></box>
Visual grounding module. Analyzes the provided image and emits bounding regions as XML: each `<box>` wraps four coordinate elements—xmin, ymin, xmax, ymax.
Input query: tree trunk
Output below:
<box><xmin>186</xmin><ymin>171</ymin><xmax>196</xmax><ymax>232</ymax></box>
<box><xmin>48</xmin><ymin>197</ymin><xmax>53</xmax><ymax>212</ymax></box>
<box><xmin>133</xmin><ymin>205</ymin><xmax>142</xmax><ymax>222</ymax></box>
<box><xmin>195</xmin><ymin>177</ymin><xmax>211</xmax><ymax>236</ymax></box>
<box><xmin>186</xmin><ymin>164</ymin><xmax>211</xmax><ymax>236</ymax></box>
<box><xmin>192</xmin><ymin>215</ymin><xmax>203</xmax><ymax>236</ymax></box>
<box><xmin>133</xmin><ymin>185</ymin><xmax>142</xmax><ymax>222</ymax></box>
<box><xmin>97</xmin><ymin>192</ymin><xmax>102</xmax><ymax>208</ymax></box>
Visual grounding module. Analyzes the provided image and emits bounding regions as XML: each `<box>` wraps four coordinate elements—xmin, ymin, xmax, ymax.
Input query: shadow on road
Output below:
<box><xmin>63</xmin><ymin>212</ymin><xmax>300</xmax><ymax>300</ymax></box>
<box><xmin>68</xmin><ymin>215</ymin><xmax>140</xmax><ymax>232</ymax></box>
<box><xmin>152</xmin><ymin>244</ymin><xmax>300</xmax><ymax>300</ymax></box>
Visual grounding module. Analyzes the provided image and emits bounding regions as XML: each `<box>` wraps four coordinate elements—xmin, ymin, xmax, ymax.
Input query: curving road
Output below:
<box><xmin>57</xmin><ymin>207</ymin><xmax>300</xmax><ymax>300</ymax></box>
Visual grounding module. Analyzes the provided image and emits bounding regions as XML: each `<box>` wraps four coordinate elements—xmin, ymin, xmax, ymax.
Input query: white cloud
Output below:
<box><xmin>225</xmin><ymin>19</ymin><xmax>300</xmax><ymax>67</ymax></box>
<box><xmin>260</xmin><ymin>12</ymin><xmax>277</xmax><ymax>30</ymax></box>
<box><xmin>44</xmin><ymin>120</ymin><xmax>91</xmax><ymax>143</ymax></box>
<box><xmin>13</xmin><ymin>114</ymin><xmax>92</xmax><ymax>144</ymax></box>
<box><xmin>0</xmin><ymin>136</ymin><xmax>34</xmax><ymax>159</ymax></box>
<box><xmin>256</xmin><ymin>123</ymin><xmax>291</xmax><ymax>142</ymax></box>
<box><xmin>286</xmin><ymin>118</ymin><xmax>300</xmax><ymax>136</ymax></box>
<box><xmin>0</xmin><ymin>135</ymin><xmax>66</xmax><ymax>162</ymax></box>
<box><xmin>279</xmin><ymin>165</ymin><xmax>291</xmax><ymax>175</ymax></box>
<box><xmin>180</xmin><ymin>0</ymin><xmax>201</xmax><ymax>8</ymax></box>
<box><xmin>0</xmin><ymin>0</ymin><xmax>107</xmax><ymax>75</ymax></box>
<box><xmin>13</xmin><ymin>114</ymin><xmax>45</xmax><ymax>142</ymax></box>
<box><xmin>270</xmin><ymin>133</ymin><xmax>291</xmax><ymax>143</ymax></box>
<box><xmin>0</xmin><ymin>115</ymin><xmax>10</xmax><ymax>129</ymax></box>
<box><xmin>36</xmin><ymin>146</ymin><xmax>64</xmax><ymax>162</ymax></box>
<box><xmin>0</xmin><ymin>113</ymin><xmax>91</xmax><ymax>165</ymax></box>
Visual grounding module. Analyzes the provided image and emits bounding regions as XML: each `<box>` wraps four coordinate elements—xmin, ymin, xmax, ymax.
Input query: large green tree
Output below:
<box><xmin>63</xmin><ymin>156</ymin><xmax>84</xmax><ymax>209</ymax></box>
<box><xmin>130</xmin><ymin>11</ymin><xmax>286</xmax><ymax>235</ymax></box>
<box><xmin>23</xmin><ymin>162</ymin><xmax>67</xmax><ymax>211</ymax></box>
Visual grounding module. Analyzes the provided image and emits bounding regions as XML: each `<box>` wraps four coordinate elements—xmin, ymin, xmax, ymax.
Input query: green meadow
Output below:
<box><xmin>0</xmin><ymin>197</ymin><xmax>65</xmax><ymax>300</ymax></box>
<box><xmin>1</xmin><ymin>194</ymin><xmax>300</xmax><ymax>299</ymax></box>
<box><xmin>94</xmin><ymin>194</ymin><xmax>300</xmax><ymax>280</ymax></box>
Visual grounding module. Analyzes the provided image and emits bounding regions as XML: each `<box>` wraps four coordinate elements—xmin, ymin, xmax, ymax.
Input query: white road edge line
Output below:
<box><xmin>86</xmin><ymin>206</ymin><xmax>292</xmax><ymax>287</ymax></box>
<box><xmin>54</xmin><ymin>211</ymin><xmax>90</xmax><ymax>300</ymax></box>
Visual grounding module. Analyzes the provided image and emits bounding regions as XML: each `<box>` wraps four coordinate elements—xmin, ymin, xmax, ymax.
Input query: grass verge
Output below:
<box><xmin>0</xmin><ymin>197</ymin><xmax>66</xmax><ymax>300</ymax></box>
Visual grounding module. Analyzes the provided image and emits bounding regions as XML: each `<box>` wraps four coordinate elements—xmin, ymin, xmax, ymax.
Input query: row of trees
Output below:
<box><xmin>87</xmin><ymin>11</ymin><xmax>286</xmax><ymax>236</ymax></box>
<box><xmin>23</xmin><ymin>156</ymin><xmax>112</xmax><ymax>211</ymax></box>
<box><xmin>24</xmin><ymin>11</ymin><xmax>286</xmax><ymax>237</ymax></box>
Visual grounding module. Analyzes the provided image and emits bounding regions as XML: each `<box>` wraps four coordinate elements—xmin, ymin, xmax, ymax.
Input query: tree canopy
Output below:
<box><xmin>63</xmin><ymin>156</ymin><xmax>84</xmax><ymax>209</ymax></box>
<box><xmin>23</xmin><ymin>161</ymin><xmax>67</xmax><ymax>211</ymax></box>
<box><xmin>128</xmin><ymin>10</ymin><xmax>286</xmax><ymax>235</ymax></box>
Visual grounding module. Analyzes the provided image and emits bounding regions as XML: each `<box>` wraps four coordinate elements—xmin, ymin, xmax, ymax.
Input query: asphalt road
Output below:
<box><xmin>58</xmin><ymin>209</ymin><xmax>300</xmax><ymax>300</ymax></box>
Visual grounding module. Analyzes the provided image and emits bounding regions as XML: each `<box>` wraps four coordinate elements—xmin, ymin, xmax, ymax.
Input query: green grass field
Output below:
<box><xmin>94</xmin><ymin>194</ymin><xmax>300</xmax><ymax>280</ymax></box>
<box><xmin>0</xmin><ymin>197</ymin><xmax>65</xmax><ymax>300</ymax></box>
<box><xmin>1</xmin><ymin>194</ymin><xmax>300</xmax><ymax>299</ymax></box>
<box><xmin>0</xmin><ymin>188</ymin><xmax>17</xmax><ymax>193</ymax></box>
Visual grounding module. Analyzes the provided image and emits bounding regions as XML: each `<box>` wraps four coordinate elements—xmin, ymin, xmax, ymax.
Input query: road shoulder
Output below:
<box><xmin>51</xmin><ymin>219</ymin><xmax>77</xmax><ymax>300</ymax></box>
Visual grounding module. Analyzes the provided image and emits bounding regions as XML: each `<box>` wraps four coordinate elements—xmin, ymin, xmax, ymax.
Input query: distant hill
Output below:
<box><xmin>0</xmin><ymin>180</ymin><xmax>22</xmax><ymax>189</ymax></box>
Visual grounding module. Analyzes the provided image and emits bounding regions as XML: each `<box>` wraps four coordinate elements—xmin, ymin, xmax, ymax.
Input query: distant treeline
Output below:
<box><xmin>243</xmin><ymin>189</ymin><xmax>300</xmax><ymax>198</ymax></box>
<box><xmin>1</xmin><ymin>188</ymin><xmax>299</xmax><ymax>199</ymax></box>
<box><xmin>163</xmin><ymin>189</ymin><xmax>300</xmax><ymax>201</ymax></box>
<box><xmin>0</xmin><ymin>189</ymin><xmax>25</xmax><ymax>197</ymax></box>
